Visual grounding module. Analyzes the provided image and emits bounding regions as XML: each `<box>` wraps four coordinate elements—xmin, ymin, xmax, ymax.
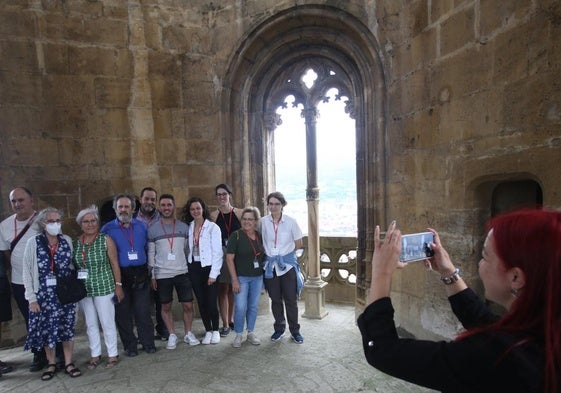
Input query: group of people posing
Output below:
<box><xmin>0</xmin><ymin>184</ymin><xmax>305</xmax><ymax>381</ymax></box>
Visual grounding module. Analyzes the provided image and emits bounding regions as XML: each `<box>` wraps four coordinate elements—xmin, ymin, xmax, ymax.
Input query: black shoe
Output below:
<box><xmin>144</xmin><ymin>346</ymin><xmax>156</xmax><ymax>354</ymax></box>
<box><xmin>229</xmin><ymin>322</ymin><xmax>234</xmax><ymax>330</ymax></box>
<box><xmin>0</xmin><ymin>361</ymin><xmax>13</xmax><ymax>374</ymax></box>
<box><xmin>155</xmin><ymin>330</ymin><xmax>169</xmax><ymax>341</ymax></box>
<box><xmin>125</xmin><ymin>349</ymin><xmax>138</xmax><ymax>357</ymax></box>
<box><xmin>29</xmin><ymin>353</ymin><xmax>47</xmax><ymax>372</ymax></box>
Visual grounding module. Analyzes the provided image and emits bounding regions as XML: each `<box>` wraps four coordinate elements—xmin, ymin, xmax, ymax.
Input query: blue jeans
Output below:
<box><xmin>233</xmin><ymin>275</ymin><xmax>263</xmax><ymax>334</ymax></box>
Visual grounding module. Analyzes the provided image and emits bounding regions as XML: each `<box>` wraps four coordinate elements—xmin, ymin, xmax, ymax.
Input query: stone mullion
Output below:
<box><xmin>127</xmin><ymin>1</ymin><xmax>160</xmax><ymax>192</ymax></box>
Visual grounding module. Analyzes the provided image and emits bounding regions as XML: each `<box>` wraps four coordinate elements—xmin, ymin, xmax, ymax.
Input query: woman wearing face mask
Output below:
<box><xmin>22</xmin><ymin>207</ymin><xmax>82</xmax><ymax>381</ymax></box>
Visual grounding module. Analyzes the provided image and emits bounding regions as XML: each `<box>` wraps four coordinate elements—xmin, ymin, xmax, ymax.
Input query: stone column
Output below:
<box><xmin>127</xmin><ymin>2</ymin><xmax>160</xmax><ymax>192</ymax></box>
<box><xmin>301</xmin><ymin>107</ymin><xmax>328</xmax><ymax>319</ymax></box>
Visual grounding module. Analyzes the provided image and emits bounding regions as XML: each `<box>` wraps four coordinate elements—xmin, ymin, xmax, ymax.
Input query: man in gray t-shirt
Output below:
<box><xmin>147</xmin><ymin>194</ymin><xmax>200</xmax><ymax>348</ymax></box>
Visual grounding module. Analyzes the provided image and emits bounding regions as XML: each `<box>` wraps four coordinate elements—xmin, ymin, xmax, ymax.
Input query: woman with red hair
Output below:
<box><xmin>358</xmin><ymin>209</ymin><xmax>560</xmax><ymax>392</ymax></box>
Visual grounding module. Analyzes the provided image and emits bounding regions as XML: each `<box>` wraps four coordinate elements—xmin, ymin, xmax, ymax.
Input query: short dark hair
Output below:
<box><xmin>159</xmin><ymin>194</ymin><xmax>175</xmax><ymax>203</ymax></box>
<box><xmin>140</xmin><ymin>187</ymin><xmax>157</xmax><ymax>198</ymax></box>
<box><xmin>266</xmin><ymin>191</ymin><xmax>287</xmax><ymax>207</ymax></box>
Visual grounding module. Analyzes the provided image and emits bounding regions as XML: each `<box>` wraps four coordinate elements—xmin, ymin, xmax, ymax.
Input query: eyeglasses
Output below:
<box><xmin>268</xmin><ymin>202</ymin><xmax>282</xmax><ymax>206</ymax></box>
<box><xmin>46</xmin><ymin>219</ymin><xmax>61</xmax><ymax>223</ymax></box>
<box><xmin>82</xmin><ymin>219</ymin><xmax>98</xmax><ymax>225</ymax></box>
<box><xmin>216</xmin><ymin>192</ymin><xmax>229</xmax><ymax>197</ymax></box>
<box><xmin>242</xmin><ymin>217</ymin><xmax>255</xmax><ymax>221</ymax></box>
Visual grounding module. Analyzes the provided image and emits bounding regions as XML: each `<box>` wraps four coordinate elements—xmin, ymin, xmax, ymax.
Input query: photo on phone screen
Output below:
<box><xmin>399</xmin><ymin>232</ymin><xmax>435</xmax><ymax>263</ymax></box>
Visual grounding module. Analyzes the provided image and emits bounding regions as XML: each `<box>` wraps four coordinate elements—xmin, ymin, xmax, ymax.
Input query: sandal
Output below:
<box><xmin>41</xmin><ymin>364</ymin><xmax>57</xmax><ymax>381</ymax></box>
<box><xmin>87</xmin><ymin>356</ymin><xmax>101</xmax><ymax>370</ymax></box>
<box><xmin>64</xmin><ymin>363</ymin><xmax>82</xmax><ymax>378</ymax></box>
<box><xmin>105</xmin><ymin>356</ymin><xmax>119</xmax><ymax>368</ymax></box>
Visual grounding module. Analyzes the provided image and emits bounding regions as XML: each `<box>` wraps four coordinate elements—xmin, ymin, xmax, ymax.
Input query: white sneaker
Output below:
<box><xmin>232</xmin><ymin>333</ymin><xmax>242</xmax><ymax>348</ymax></box>
<box><xmin>210</xmin><ymin>330</ymin><xmax>220</xmax><ymax>344</ymax></box>
<box><xmin>166</xmin><ymin>333</ymin><xmax>178</xmax><ymax>349</ymax></box>
<box><xmin>247</xmin><ymin>331</ymin><xmax>261</xmax><ymax>345</ymax></box>
<box><xmin>184</xmin><ymin>331</ymin><xmax>200</xmax><ymax>346</ymax></box>
<box><xmin>201</xmin><ymin>331</ymin><xmax>213</xmax><ymax>345</ymax></box>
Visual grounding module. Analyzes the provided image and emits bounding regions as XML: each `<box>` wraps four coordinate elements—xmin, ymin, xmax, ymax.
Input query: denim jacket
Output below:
<box><xmin>264</xmin><ymin>252</ymin><xmax>304</xmax><ymax>296</ymax></box>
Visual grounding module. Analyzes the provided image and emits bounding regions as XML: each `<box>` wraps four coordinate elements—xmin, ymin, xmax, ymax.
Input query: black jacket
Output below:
<box><xmin>357</xmin><ymin>288</ymin><xmax>543</xmax><ymax>392</ymax></box>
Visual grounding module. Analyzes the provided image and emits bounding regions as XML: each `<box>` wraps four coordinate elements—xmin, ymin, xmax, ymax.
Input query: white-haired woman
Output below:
<box><xmin>74</xmin><ymin>205</ymin><xmax>123</xmax><ymax>369</ymax></box>
<box><xmin>22</xmin><ymin>207</ymin><xmax>80</xmax><ymax>380</ymax></box>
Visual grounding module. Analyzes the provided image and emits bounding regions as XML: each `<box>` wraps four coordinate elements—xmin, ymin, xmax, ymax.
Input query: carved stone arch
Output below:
<box><xmin>222</xmin><ymin>5</ymin><xmax>388</xmax><ymax>309</ymax></box>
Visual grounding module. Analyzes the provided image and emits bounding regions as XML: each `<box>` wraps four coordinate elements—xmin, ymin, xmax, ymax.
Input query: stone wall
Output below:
<box><xmin>0</xmin><ymin>0</ymin><xmax>560</xmax><ymax>345</ymax></box>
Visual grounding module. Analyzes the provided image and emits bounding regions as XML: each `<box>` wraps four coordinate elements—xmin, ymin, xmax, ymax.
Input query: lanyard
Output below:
<box><xmin>243</xmin><ymin>230</ymin><xmax>262</xmax><ymax>259</ymax></box>
<box><xmin>220</xmin><ymin>208</ymin><xmax>234</xmax><ymax>236</ymax></box>
<box><xmin>272</xmin><ymin>213</ymin><xmax>282</xmax><ymax>248</ymax></box>
<box><xmin>194</xmin><ymin>222</ymin><xmax>204</xmax><ymax>247</ymax></box>
<box><xmin>119</xmin><ymin>222</ymin><xmax>135</xmax><ymax>250</ymax></box>
<box><xmin>48</xmin><ymin>240</ymin><xmax>59</xmax><ymax>274</ymax></box>
<box><xmin>79</xmin><ymin>232</ymin><xmax>98</xmax><ymax>268</ymax></box>
<box><xmin>139</xmin><ymin>211</ymin><xmax>156</xmax><ymax>227</ymax></box>
<box><xmin>160</xmin><ymin>219</ymin><xmax>176</xmax><ymax>252</ymax></box>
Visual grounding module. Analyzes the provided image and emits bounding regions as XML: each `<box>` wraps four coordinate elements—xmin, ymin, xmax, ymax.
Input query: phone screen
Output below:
<box><xmin>399</xmin><ymin>232</ymin><xmax>435</xmax><ymax>263</ymax></box>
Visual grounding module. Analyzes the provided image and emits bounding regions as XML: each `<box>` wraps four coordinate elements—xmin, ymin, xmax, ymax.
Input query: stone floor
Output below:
<box><xmin>0</xmin><ymin>302</ymin><xmax>436</xmax><ymax>393</ymax></box>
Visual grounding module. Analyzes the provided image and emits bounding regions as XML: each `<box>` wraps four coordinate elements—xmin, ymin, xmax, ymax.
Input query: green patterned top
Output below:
<box><xmin>73</xmin><ymin>233</ymin><xmax>115</xmax><ymax>297</ymax></box>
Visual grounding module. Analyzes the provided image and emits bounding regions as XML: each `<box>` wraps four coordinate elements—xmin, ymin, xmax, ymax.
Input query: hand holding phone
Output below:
<box><xmin>399</xmin><ymin>232</ymin><xmax>435</xmax><ymax>263</ymax></box>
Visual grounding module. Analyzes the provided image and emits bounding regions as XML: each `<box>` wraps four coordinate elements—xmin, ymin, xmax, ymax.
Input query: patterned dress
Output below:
<box><xmin>24</xmin><ymin>234</ymin><xmax>76</xmax><ymax>350</ymax></box>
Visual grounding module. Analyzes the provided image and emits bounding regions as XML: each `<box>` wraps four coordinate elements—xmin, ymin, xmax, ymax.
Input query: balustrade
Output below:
<box><xmin>297</xmin><ymin>236</ymin><xmax>357</xmax><ymax>304</ymax></box>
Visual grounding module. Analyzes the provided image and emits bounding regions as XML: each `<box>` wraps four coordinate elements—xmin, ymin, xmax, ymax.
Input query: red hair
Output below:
<box><xmin>459</xmin><ymin>208</ymin><xmax>561</xmax><ymax>392</ymax></box>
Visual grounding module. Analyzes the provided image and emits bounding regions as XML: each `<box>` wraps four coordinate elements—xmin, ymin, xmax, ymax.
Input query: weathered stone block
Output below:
<box><xmin>0</xmin><ymin>72</ymin><xmax>42</xmax><ymax>106</ymax></box>
<box><xmin>155</xmin><ymin>138</ymin><xmax>187</xmax><ymax>164</ymax></box>
<box><xmin>430</xmin><ymin>0</ymin><xmax>453</xmax><ymax>23</ymax></box>
<box><xmin>0</xmin><ymin>106</ymin><xmax>42</xmax><ymax>137</ymax></box>
<box><xmin>440</xmin><ymin>5</ymin><xmax>475</xmax><ymax>56</ymax></box>
<box><xmin>43</xmin><ymin>43</ymin><xmax>69</xmax><ymax>74</ymax></box>
<box><xmin>42</xmin><ymin>14</ymin><xmax>127</xmax><ymax>47</ymax></box>
<box><xmin>1</xmin><ymin>138</ymin><xmax>58</xmax><ymax>166</ymax></box>
<box><xmin>58</xmin><ymin>138</ymin><xmax>105</xmax><ymax>166</ymax></box>
<box><xmin>44</xmin><ymin>75</ymin><xmax>94</xmax><ymax>108</ymax></box>
<box><xmin>95</xmin><ymin>78</ymin><xmax>130</xmax><ymax>108</ymax></box>
<box><xmin>69</xmin><ymin>47</ymin><xmax>132</xmax><ymax>77</ymax></box>
<box><xmin>150</xmin><ymin>77</ymin><xmax>180</xmax><ymax>109</ymax></box>
<box><xmin>0</xmin><ymin>10</ymin><xmax>36</xmax><ymax>38</ymax></box>
<box><xmin>103</xmin><ymin>139</ymin><xmax>131</xmax><ymax>166</ymax></box>
<box><xmin>479</xmin><ymin>0</ymin><xmax>532</xmax><ymax>39</ymax></box>
<box><xmin>396</xmin><ymin>27</ymin><xmax>437</xmax><ymax>76</ymax></box>
<box><xmin>96</xmin><ymin>109</ymin><xmax>130</xmax><ymax>139</ymax></box>
<box><xmin>431</xmin><ymin>46</ymin><xmax>492</xmax><ymax>99</ymax></box>
<box><xmin>0</xmin><ymin>41</ymin><xmax>38</xmax><ymax>73</ymax></box>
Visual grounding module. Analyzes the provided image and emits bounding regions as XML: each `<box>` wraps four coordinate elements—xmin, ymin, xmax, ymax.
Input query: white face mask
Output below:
<box><xmin>45</xmin><ymin>222</ymin><xmax>61</xmax><ymax>236</ymax></box>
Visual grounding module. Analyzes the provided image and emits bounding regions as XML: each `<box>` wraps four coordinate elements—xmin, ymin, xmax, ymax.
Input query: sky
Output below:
<box><xmin>274</xmin><ymin>87</ymin><xmax>357</xmax><ymax>236</ymax></box>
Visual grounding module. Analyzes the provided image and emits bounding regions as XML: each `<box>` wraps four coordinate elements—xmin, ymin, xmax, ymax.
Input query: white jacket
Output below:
<box><xmin>22</xmin><ymin>233</ymin><xmax>73</xmax><ymax>303</ymax></box>
<box><xmin>187</xmin><ymin>219</ymin><xmax>223</xmax><ymax>279</ymax></box>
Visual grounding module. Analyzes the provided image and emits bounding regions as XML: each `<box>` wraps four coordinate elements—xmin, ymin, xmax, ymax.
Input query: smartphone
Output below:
<box><xmin>399</xmin><ymin>232</ymin><xmax>435</xmax><ymax>263</ymax></box>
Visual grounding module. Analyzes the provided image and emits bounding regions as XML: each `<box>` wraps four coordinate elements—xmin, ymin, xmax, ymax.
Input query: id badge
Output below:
<box><xmin>167</xmin><ymin>252</ymin><xmax>176</xmax><ymax>261</ymax></box>
<box><xmin>46</xmin><ymin>275</ymin><xmax>57</xmax><ymax>287</ymax></box>
<box><xmin>224</xmin><ymin>239</ymin><xmax>228</xmax><ymax>246</ymax></box>
<box><xmin>77</xmin><ymin>269</ymin><xmax>88</xmax><ymax>279</ymax></box>
<box><xmin>272</xmin><ymin>247</ymin><xmax>280</xmax><ymax>256</ymax></box>
<box><xmin>253</xmin><ymin>260</ymin><xmax>260</xmax><ymax>269</ymax></box>
<box><xmin>128</xmin><ymin>251</ymin><xmax>138</xmax><ymax>261</ymax></box>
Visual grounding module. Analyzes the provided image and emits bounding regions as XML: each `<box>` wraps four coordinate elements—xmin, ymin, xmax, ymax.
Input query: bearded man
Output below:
<box><xmin>100</xmin><ymin>194</ymin><xmax>156</xmax><ymax>357</ymax></box>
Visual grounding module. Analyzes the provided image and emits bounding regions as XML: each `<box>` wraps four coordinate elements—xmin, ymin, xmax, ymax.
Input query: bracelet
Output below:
<box><xmin>440</xmin><ymin>268</ymin><xmax>460</xmax><ymax>285</ymax></box>
<box><xmin>115</xmin><ymin>281</ymin><xmax>122</xmax><ymax>286</ymax></box>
